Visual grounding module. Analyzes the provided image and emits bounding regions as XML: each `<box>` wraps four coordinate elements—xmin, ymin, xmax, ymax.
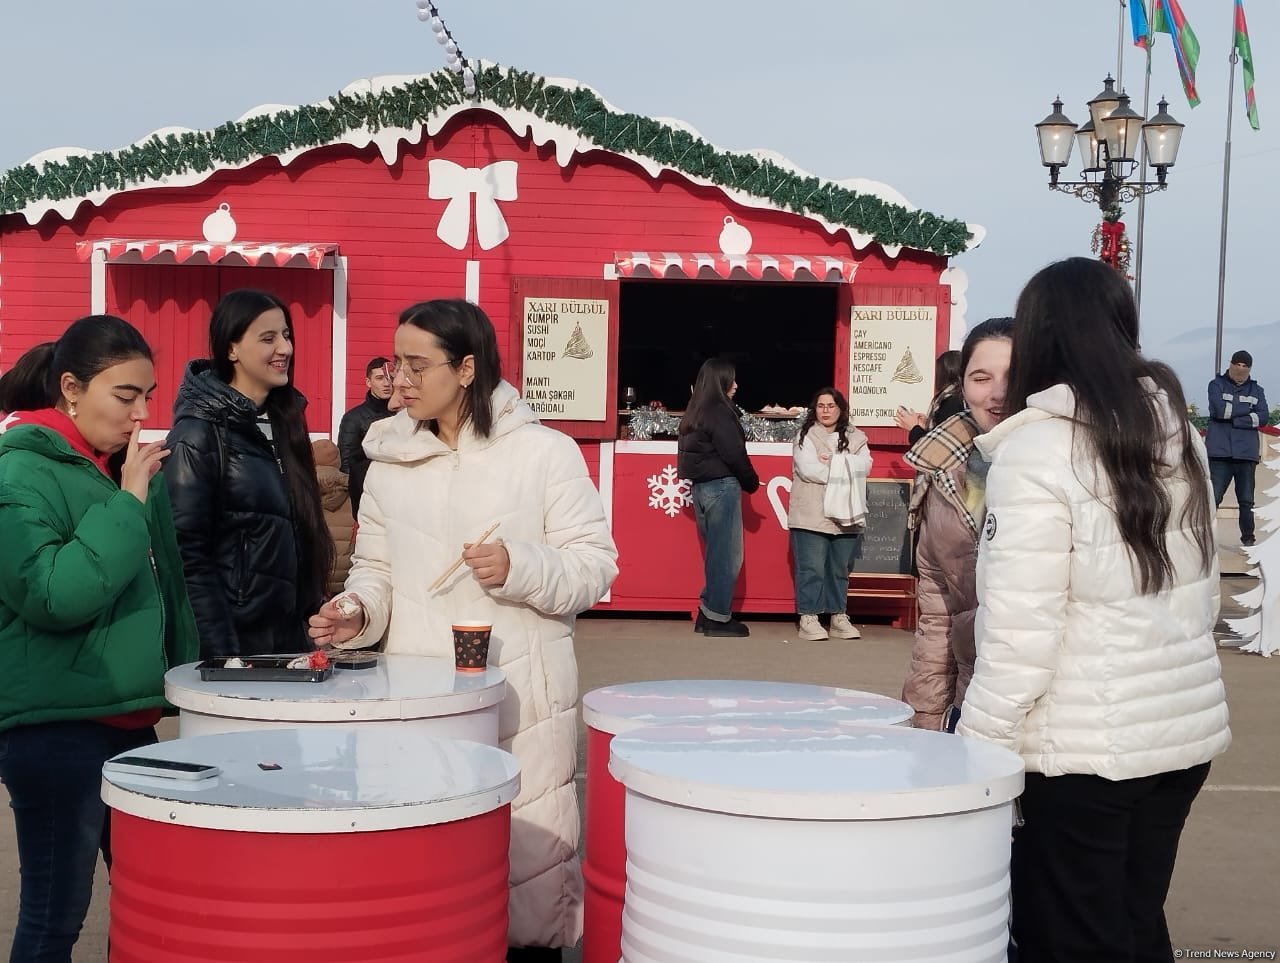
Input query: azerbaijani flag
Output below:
<box><xmin>1235</xmin><ymin>0</ymin><xmax>1260</xmax><ymax>130</ymax></box>
<box><xmin>1153</xmin><ymin>0</ymin><xmax>1201</xmax><ymax>108</ymax></box>
<box><xmin>1131</xmin><ymin>1</ymin><xmax>1152</xmax><ymax>50</ymax></box>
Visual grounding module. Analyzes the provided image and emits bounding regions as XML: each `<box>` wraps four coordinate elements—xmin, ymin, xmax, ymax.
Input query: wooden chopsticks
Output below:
<box><xmin>428</xmin><ymin>521</ymin><xmax>501</xmax><ymax>591</ymax></box>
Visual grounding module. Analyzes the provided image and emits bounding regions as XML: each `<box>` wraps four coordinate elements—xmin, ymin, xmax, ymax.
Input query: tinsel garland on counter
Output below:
<box><xmin>626</xmin><ymin>407</ymin><xmax>806</xmax><ymax>443</ymax></box>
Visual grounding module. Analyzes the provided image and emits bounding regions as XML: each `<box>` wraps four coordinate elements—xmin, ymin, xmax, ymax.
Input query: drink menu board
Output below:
<box><xmin>847</xmin><ymin>305</ymin><xmax>937</xmax><ymax>427</ymax></box>
<box><xmin>520</xmin><ymin>297</ymin><xmax>611</xmax><ymax>421</ymax></box>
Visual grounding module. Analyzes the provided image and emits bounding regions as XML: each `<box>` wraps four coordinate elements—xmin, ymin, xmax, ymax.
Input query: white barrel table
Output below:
<box><xmin>609</xmin><ymin>722</ymin><xmax>1024</xmax><ymax>963</ymax></box>
<box><xmin>580</xmin><ymin>680</ymin><xmax>911</xmax><ymax>963</ymax></box>
<box><xmin>165</xmin><ymin>654</ymin><xmax>505</xmax><ymax>745</ymax></box>
<box><xmin>102</xmin><ymin>727</ymin><xmax>520</xmax><ymax>962</ymax></box>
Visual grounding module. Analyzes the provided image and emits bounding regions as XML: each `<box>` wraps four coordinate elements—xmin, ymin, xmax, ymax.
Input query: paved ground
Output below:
<box><xmin>1</xmin><ymin>580</ymin><xmax>1276</xmax><ymax>960</ymax></box>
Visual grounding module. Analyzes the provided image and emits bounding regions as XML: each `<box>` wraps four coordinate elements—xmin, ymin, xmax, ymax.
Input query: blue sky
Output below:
<box><xmin>2</xmin><ymin>1</ymin><xmax>1276</xmax><ymax>386</ymax></box>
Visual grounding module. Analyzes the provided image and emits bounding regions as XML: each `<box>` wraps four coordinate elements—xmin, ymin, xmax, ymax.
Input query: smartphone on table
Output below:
<box><xmin>103</xmin><ymin>756</ymin><xmax>220</xmax><ymax>781</ymax></box>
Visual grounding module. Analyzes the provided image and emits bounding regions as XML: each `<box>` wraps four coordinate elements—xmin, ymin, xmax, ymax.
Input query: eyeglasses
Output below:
<box><xmin>390</xmin><ymin>356</ymin><xmax>455</xmax><ymax>386</ymax></box>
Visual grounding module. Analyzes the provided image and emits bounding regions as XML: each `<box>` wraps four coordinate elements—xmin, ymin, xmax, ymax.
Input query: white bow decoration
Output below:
<box><xmin>428</xmin><ymin>159</ymin><xmax>518</xmax><ymax>251</ymax></box>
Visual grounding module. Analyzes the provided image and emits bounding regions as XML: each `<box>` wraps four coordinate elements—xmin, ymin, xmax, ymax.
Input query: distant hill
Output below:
<box><xmin>1146</xmin><ymin>320</ymin><xmax>1280</xmax><ymax>407</ymax></box>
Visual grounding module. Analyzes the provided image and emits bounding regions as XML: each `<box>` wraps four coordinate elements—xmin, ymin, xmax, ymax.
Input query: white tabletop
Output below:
<box><xmin>101</xmin><ymin>727</ymin><xmax>521</xmax><ymax>833</ymax></box>
<box><xmin>609</xmin><ymin>722</ymin><xmax>1024</xmax><ymax>820</ymax></box>
<box><xmin>165</xmin><ymin>655</ymin><xmax>506</xmax><ymax>722</ymax></box>
<box><xmin>583</xmin><ymin>679</ymin><xmax>911</xmax><ymax>735</ymax></box>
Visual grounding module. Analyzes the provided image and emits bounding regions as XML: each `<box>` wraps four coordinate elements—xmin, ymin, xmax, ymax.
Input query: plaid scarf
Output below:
<box><xmin>903</xmin><ymin>411</ymin><xmax>983</xmax><ymax>535</ymax></box>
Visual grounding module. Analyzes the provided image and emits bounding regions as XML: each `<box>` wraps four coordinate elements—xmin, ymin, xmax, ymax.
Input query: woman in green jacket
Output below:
<box><xmin>0</xmin><ymin>315</ymin><xmax>198</xmax><ymax>963</ymax></box>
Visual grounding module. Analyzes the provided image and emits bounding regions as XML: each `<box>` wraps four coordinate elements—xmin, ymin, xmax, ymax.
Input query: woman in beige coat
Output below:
<box><xmin>900</xmin><ymin>317</ymin><xmax>1012</xmax><ymax>730</ymax></box>
<box><xmin>787</xmin><ymin>387</ymin><xmax>871</xmax><ymax>641</ymax></box>
<box><xmin>309</xmin><ymin>300</ymin><xmax>618</xmax><ymax>960</ymax></box>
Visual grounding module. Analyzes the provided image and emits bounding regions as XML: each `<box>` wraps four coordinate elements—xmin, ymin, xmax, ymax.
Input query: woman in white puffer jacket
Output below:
<box><xmin>309</xmin><ymin>300</ymin><xmax>618</xmax><ymax>960</ymax></box>
<box><xmin>958</xmin><ymin>258</ymin><xmax>1230</xmax><ymax>962</ymax></box>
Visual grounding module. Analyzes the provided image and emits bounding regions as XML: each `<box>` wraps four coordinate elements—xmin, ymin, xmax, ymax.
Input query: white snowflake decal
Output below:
<box><xmin>646</xmin><ymin>465</ymin><xmax>693</xmax><ymax>517</ymax></box>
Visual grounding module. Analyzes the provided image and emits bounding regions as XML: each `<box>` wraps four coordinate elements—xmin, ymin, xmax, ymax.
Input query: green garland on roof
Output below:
<box><xmin>0</xmin><ymin>66</ymin><xmax>973</xmax><ymax>256</ymax></box>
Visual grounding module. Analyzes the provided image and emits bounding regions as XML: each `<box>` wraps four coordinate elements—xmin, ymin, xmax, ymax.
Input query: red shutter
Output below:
<box><xmin>105</xmin><ymin>265</ymin><xmax>334</xmax><ymax>432</ymax></box>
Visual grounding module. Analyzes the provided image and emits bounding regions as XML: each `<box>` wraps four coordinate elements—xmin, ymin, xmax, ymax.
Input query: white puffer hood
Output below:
<box><xmin>364</xmin><ymin>379</ymin><xmax>536</xmax><ymax>464</ymax></box>
<box><xmin>977</xmin><ymin>379</ymin><xmax>1189</xmax><ymax>472</ymax></box>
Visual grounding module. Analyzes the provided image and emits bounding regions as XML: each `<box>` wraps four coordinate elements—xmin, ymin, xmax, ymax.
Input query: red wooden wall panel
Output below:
<box><xmin>1</xmin><ymin>110</ymin><xmax>952</xmax><ymax>435</ymax></box>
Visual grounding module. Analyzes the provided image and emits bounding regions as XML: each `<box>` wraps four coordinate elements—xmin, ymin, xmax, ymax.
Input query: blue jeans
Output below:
<box><xmin>790</xmin><ymin>528</ymin><xmax>860</xmax><ymax>615</ymax></box>
<box><xmin>692</xmin><ymin>477</ymin><xmax>744</xmax><ymax>622</ymax></box>
<box><xmin>0</xmin><ymin>720</ymin><xmax>157</xmax><ymax>962</ymax></box>
<box><xmin>1209</xmin><ymin>457</ymin><xmax>1256</xmax><ymax>539</ymax></box>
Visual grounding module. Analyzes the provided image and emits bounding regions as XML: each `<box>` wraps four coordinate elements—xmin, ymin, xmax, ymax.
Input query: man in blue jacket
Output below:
<box><xmin>1207</xmin><ymin>349</ymin><xmax>1268</xmax><ymax>546</ymax></box>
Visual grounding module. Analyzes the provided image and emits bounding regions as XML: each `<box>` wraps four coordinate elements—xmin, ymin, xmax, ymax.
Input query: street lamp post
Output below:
<box><xmin>1035</xmin><ymin>76</ymin><xmax>1185</xmax><ymax>274</ymax></box>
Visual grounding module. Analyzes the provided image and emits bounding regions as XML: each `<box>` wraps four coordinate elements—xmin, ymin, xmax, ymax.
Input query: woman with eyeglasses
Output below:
<box><xmin>787</xmin><ymin>387</ymin><xmax>871</xmax><ymax>641</ymax></box>
<box><xmin>307</xmin><ymin>299</ymin><xmax>618</xmax><ymax>961</ymax></box>
<box><xmin>164</xmin><ymin>289</ymin><xmax>332</xmax><ymax>660</ymax></box>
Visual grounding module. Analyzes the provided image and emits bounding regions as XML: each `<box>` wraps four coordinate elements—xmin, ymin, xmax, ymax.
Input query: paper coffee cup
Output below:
<box><xmin>452</xmin><ymin>620</ymin><xmax>492</xmax><ymax>672</ymax></box>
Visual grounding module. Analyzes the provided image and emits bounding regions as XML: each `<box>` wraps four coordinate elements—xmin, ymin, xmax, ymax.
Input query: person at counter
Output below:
<box><xmin>164</xmin><ymin>289</ymin><xmax>332</xmax><ymax>660</ymax></box>
<box><xmin>788</xmin><ymin>387</ymin><xmax>871</xmax><ymax>641</ymax></box>
<box><xmin>677</xmin><ymin>358</ymin><xmax>759</xmax><ymax>638</ymax></box>
<box><xmin>306</xmin><ymin>299</ymin><xmax>618</xmax><ymax>960</ymax></box>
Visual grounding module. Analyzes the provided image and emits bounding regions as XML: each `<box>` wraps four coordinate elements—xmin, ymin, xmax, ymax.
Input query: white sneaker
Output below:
<box><xmin>829</xmin><ymin>613</ymin><xmax>861</xmax><ymax>639</ymax></box>
<box><xmin>798</xmin><ymin>614</ymin><xmax>828</xmax><ymax>641</ymax></box>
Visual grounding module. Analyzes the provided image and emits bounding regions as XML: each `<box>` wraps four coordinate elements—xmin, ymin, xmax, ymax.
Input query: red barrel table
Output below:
<box><xmin>580</xmin><ymin>680</ymin><xmax>912</xmax><ymax>963</ymax></box>
<box><xmin>101</xmin><ymin>727</ymin><xmax>520</xmax><ymax>962</ymax></box>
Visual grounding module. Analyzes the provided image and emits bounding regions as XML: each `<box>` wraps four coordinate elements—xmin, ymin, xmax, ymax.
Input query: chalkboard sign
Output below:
<box><xmin>853</xmin><ymin>479</ymin><xmax>913</xmax><ymax>575</ymax></box>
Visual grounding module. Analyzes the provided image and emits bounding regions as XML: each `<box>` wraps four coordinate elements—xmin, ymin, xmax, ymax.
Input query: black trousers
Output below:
<box><xmin>1011</xmin><ymin>762</ymin><xmax>1211</xmax><ymax>963</ymax></box>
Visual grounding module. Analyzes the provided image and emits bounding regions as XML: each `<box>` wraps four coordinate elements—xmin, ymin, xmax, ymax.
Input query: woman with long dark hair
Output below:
<box><xmin>958</xmin><ymin>258</ymin><xmax>1230</xmax><ymax>960</ymax></box>
<box><xmin>787</xmin><ymin>386</ymin><xmax>871</xmax><ymax>641</ymax></box>
<box><xmin>0</xmin><ymin>316</ymin><xmax>198</xmax><ymax>961</ymax></box>
<box><xmin>677</xmin><ymin>358</ymin><xmax>759</xmax><ymax>637</ymax></box>
<box><xmin>164</xmin><ymin>289</ymin><xmax>332</xmax><ymax>658</ymax></box>
<box><xmin>900</xmin><ymin>317</ymin><xmax>1013</xmax><ymax>730</ymax></box>
<box><xmin>307</xmin><ymin>299</ymin><xmax>617</xmax><ymax>960</ymax></box>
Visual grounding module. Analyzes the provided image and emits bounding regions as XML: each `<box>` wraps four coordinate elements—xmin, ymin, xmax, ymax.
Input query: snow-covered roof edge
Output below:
<box><xmin>0</xmin><ymin>64</ymin><xmax>983</xmax><ymax>259</ymax></box>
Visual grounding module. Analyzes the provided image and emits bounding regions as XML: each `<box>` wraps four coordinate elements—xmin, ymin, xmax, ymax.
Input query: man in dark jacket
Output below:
<box><xmin>1206</xmin><ymin>349</ymin><xmax>1268</xmax><ymax>546</ymax></box>
<box><xmin>337</xmin><ymin>357</ymin><xmax>393</xmax><ymax>518</ymax></box>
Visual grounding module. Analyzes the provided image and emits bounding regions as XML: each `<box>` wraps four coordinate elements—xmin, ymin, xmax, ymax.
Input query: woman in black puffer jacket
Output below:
<box><xmin>164</xmin><ymin>290</ymin><xmax>332</xmax><ymax>659</ymax></box>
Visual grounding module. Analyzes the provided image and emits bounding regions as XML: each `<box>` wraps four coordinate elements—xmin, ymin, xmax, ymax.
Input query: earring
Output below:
<box><xmin>68</xmin><ymin>402</ymin><xmax>77</xmax><ymax>419</ymax></box>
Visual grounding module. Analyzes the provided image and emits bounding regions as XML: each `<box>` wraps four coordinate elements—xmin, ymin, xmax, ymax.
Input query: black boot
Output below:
<box><xmin>703</xmin><ymin>617</ymin><xmax>750</xmax><ymax>637</ymax></box>
<box><xmin>506</xmin><ymin>948</ymin><xmax>563</xmax><ymax>962</ymax></box>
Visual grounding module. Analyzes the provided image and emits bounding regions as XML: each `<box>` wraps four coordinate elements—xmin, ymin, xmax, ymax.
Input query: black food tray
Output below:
<box><xmin>327</xmin><ymin>649</ymin><xmax>380</xmax><ymax>670</ymax></box>
<box><xmin>197</xmin><ymin>656</ymin><xmax>333</xmax><ymax>683</ymax></box>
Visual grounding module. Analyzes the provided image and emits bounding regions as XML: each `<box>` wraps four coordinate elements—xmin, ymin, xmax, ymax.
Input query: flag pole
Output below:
<box><xmin>1214</xmin><ymin>22</ymin><xmax>1240</xmax><ymax>374</ymax></box>
<box><xmin>1134</xmin><ymin>3</ymin><xmax>1153</xmax><ymax>319</ymax></box>
<box><xmin>1116</xmin><ymin>0</ymin><xmax>1127</xmax><ymax>92</ymax></box>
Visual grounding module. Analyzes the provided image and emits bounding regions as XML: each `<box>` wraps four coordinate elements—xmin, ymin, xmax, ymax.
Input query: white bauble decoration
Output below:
<box><xmin>201</xmin><ymin>203</ymin><xmax>237</xmax><ymax>244</ymax></box>
<box><xmin>718</xmin><ymin>215</ymin><xmax>752</xmax><ymax>256</ymax></box>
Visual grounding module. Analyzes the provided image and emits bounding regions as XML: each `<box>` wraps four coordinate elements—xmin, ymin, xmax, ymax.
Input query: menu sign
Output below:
<box><xmin>848</xmin><ymin>305</ymin><xmax>937</xmax><ymax>426</ymax></box>
<box><xmin>520</xmin><ymin>297</ymin><xmax>610</xmax><ymax>421</ymax></box>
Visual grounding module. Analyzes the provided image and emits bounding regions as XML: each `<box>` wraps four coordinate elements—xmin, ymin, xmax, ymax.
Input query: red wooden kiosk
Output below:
<box><xmin>0</xmin><ymin>65</ymin><xmax>983</xmax><ymax>625</ymax></box>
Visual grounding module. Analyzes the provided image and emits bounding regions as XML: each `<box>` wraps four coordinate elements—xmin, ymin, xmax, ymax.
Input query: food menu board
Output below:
<box><xmin>847</xmin><ymin>305</ymin><xmax>937</xmax><ymax>427</ymax></box>
<box><xmin>854</xmin><ymin>479</ymin><xmax>913</xmax><ymax>575</ymax></box>
<box><xmin>520</xmin><ymin>297</ymin><xmax>610</xmax><ymax>421</ymax></box>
